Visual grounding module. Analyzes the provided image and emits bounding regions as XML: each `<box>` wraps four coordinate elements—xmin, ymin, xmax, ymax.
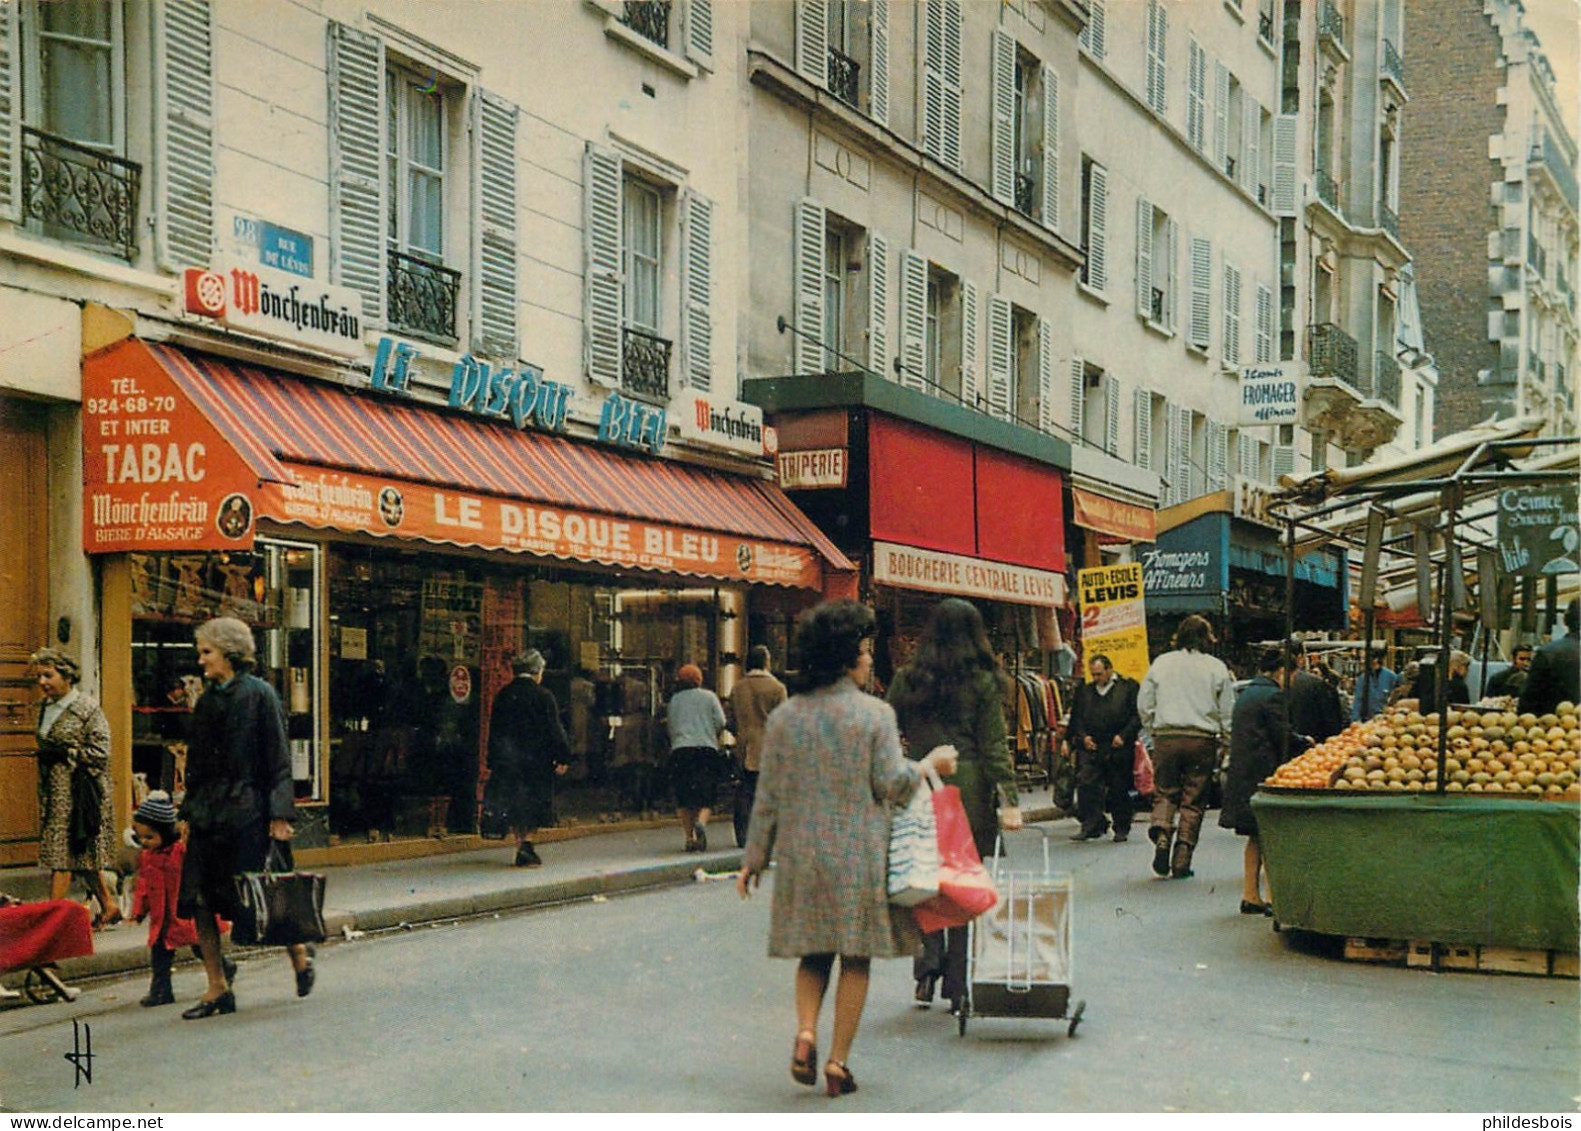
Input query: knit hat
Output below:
<box><xmin>134</xmin><ymin>791</ymin><xmax>178</xmax><ymax>826</ymax></box>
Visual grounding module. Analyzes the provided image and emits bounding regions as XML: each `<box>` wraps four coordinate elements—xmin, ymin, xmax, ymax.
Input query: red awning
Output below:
<box><xmin>82</xmin><ymin>338</ymin><xmax>853</xmax><ymax>590</ymax></box>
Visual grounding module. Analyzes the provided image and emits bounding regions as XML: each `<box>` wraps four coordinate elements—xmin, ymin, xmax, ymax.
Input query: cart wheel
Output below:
<box><xmin>1066</xmin><ymin>999</ymin><xmax>1086</xmax><ymax>1037</ymax></box>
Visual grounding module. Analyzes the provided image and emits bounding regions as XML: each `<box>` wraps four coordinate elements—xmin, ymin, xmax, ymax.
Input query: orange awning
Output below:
<box><xmin>82</xmin><ymin>338</ymin><xmax>854</xmax><ymax>591</ymax></box>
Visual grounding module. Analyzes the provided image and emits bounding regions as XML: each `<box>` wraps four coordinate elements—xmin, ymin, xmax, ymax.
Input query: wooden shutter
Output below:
<box><xmin>923</xmin><ymin>0</ymin><xmax>944</xmax><ymax>161</ymax></box>
<box><xmin>328</xmin><ymin>22</ymin><xmax>386</xmax><ymax>322</ymax></box>
<box><xmin>1273</xmin><ymin>113</ymin><xmax>1298</xmax><ymax>214</ymax></box>
<box><xmin>796</xmin><ymin>0</ymin><xmax>828</xmax><ymax>88</ymax></box>
<box><xmin>1239</xmin><ymin>434</ymin><xmax>1260</xmax><ymax>480</ymax></box>
<box><xmin>1223</xmin><ymin>261</ymin><xmax>1242</xmax><ymax>366</ymax></box>
<box><xmin>1170</xmin><ymin>404</ymin><xmax>1192</xmax><ymax>504</ymax></box>
<box><xmin>1212</xmin><ymin>61</ymin><xmax>1230</xmax><ymax>174</ymax></box>
<box><xmin>1186</xmin><ymin>39</ymin><xmax>1206</xmax><ymax>151</ymax></box>
<box><xmin>158</xmin><ymin>0</ymin><xmax>214</xmax><ymax>271</ymax></box>
<box><xmin>990</xmin><ymin>29</ymin><xmax>1016</xmax><ymax>206</ymax></box>
<box><xmin>941</xmin><ymin>0</ymin><xmax>963</xmax><ymax>171</ymax></box>
<box><xmin>1163</xmin><ymin>217</ymin><xmax>1180</xmax><ymax>330</ymax></box>
<box><xmin>899</xmin><ymin>249</ymin><xmax>928</xmax><ymax>389</ymax></box>
<box><xmin>1273</xmin><ymin>443</ymin><xmax>1296</xmax><ymax>480</ymax></box>
<box><xmin>1038</xmin><ymin>320</ymin><xmax>1055</xmax><ymax>434</ymax></box>
<box><xmin>1105</xmin><ymin>373</ymin><xmax>1121</xmax><ymax>456</ymax></box>
<box><xmin>870</xmin><ymin>0</ymin><xmax>889</xmax><ymax>126</ymax></box>
<box><xmin>1189</xmin><ymin>235</ymin><xmax>1212</xmax><ymax>350</ymax></box>
<box><xmin>584</xmin><ymin>143</ymin><xmax>624</xmax><ymax>387</ymax></box>
<box><xmin>0</xmin><ymin>2</ymin><xmax>14</xmax><ymax>219</ymax></box>
<box><xmin>1135</xmin><ymin>197</ymin><xmax>1154</xmax><ymax>319</ymax></box>
<box><xmin>1255</xmin><ymin>283</ymin><xmax>1274</xmax><ymax>363</ymax></box>
<box><xmin>1041</xmin><ymin>67</ymin><xmax>1059</xmax><ymax>232</ymax></box>
<box><xmin>1086</xmin><ymin>161</ymin><xmax>1108</xmax><ymax>292</ymax></box>
<box><xmin>1081</xmin><ymin>0</ymin><xmax>1106</xmax><ymax>59</ymax></box>
<box><xmin>474</xmin><ymin>91</ymin><xmax>519</xmax><ymax>360</ymax></box>
<box><xmin>1133</xmin><ymin>387</ymin><xmax>1153</xmax><ymax>470</ymax></box>
<box><xmin>960</xmin><ymin>279</ymin><xmax>980</xmax><ymax>407</ymax></box>
<box><xmin>1068</xmin><ymin>354</ymin><xmax>1085</xmax><ymax>437</ymax></box>
<box><xmin>867</xmin><ymin>230</ymin><xmax>889</xmax><ymax>376</ymax></box>
<box><xmin>793</xmin><ymin>199</ymin><xmax>827</xmax><ymax>375</ymax></box>
<box><xmin>1241</xmin><ymin>97</ymin><xmax>1260</xmax><ymax>194</ymax></box>
<box><xmin>684</xmin><ymin>0</ymin><xmax>714</xmax><ymax>71</ymax></box>
<box><xmin>680</xmin><ymin>189</ymin><xmax>713</xmax><ymax>389</ymax></box>
<box><xmin>1208</xmin><ymin>421</ymin><xmax>1228</xmax><ymax>489</ymax></box>
<box><xmin>986</xmin><ymin>295</ymin><xmax>1013</xmax><ymax>421</ymax></box>
<box><xmin>1146</xmin><ymin>0</ymin><xmax>1167</xmax><ymax>113</ymax></box>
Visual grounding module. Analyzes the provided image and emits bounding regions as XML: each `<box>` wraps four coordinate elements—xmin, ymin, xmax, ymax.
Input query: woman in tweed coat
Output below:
<box><xmin>32</xmin><ymin>648</ymin><xmax>122</xmax><ymax>926</ymax></box>
<box><xmin>738</xmin><ymin>600</ymin><xmax>957</xmax><ymax>1098</ymax></box>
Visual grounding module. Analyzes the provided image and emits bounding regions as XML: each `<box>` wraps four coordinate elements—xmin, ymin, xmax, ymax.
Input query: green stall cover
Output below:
<box><xmin>1252</xmin><ymin>791</ymin><xmax>1580</xmax><ymax>951</ymax></box>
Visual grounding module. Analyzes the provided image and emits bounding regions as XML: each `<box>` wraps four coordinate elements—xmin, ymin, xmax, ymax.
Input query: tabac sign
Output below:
<box><xmin>183</xmin><ymin>260</ymin><xmax>363</xmax><ymax>358</ymax></box>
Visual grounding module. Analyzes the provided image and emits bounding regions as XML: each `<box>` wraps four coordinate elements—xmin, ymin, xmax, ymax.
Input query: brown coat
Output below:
<box><xmin>729</xmin><ymin>669</ymin><xmax>787</xmax><ymax>772</ymax></box>
<box><xmin>36</xmin><ymin>692</ymin><xmax>117</xmax><ymax>872</ymax></box>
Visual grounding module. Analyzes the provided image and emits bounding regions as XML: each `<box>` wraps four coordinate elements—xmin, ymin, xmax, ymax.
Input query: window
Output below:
<box><xmin>924</xmin><ymin>265</ymin><xmax>962</xmax><ymax>399</ymax></box>
<box><xmin>1188</xmin><ymin>235</ymin><xmax>1213</xmax><ymax>351</ymax></box>
<box><xmin>1079</xmin><ymin>157</ymin><xmax>1108</xmax><ymax>293</ymax></box>
<box><xmin>1136</xmin><ymin>198</ymin><xmax>1177</xmax><ymax>330</ymax></box>
<box><xmin>1186</xmin><ymin>39</ymin><xmax>1207</xmax><ymax>152</ymax></box>
<box><xmin>384</xmin><ymin>66</ymin><xmax>461</xmax><ymax>343</ymax></box>
<box><xmin>796</xmin><ymin>0</ymin><xmax>887</xmax><ymax>121</ymax></box>
<box><xmin>1077</xmin><ymin>363</ymin><xmax>1121</xmax><ymax>455</ymax></box>
<box><xmin>822</xmin><ymin>225</ymin><xmax>849</xmax><ymax>372</ymax></box>
<box><xmin>1145</xmin><ymin>0</ymin><xmax>1168</xmax><ymax>115</ymax></box>
<box><xmin>990</xmin><ymin>32</ymin><xmax>1060</xmax><ymax>231</ymax></box>
<box><xmin>624</xmin><ymin>178</ymin><xmax>663</xmax><ymax>336</ymax></box>
<box><xmin>987</xmin><ymin>296</ymin><xmax>1047</xmax><ymax>428</ymax></box>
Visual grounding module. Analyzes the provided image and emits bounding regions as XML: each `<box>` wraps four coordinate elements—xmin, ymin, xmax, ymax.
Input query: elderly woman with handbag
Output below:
<box><xmin>177</xmin><ymin>616</ymin><xmax>314</xmax><ymax>1019</ymax></box>
<box><xmin>31</xmin><ymin>648</ymin><xmax>122</xmax><ymax>928</ymax></box>
<box><xmin>737</xmin><ymin>600</ymin><xmax>957</xmax><ymax>1099</ymax></box>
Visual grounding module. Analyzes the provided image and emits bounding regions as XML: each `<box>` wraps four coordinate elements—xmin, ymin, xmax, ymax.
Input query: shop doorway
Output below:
<box><xmin>0</xmin><ymin>401</ymin><xmax>49</xmax><ymax>866</ymax></box>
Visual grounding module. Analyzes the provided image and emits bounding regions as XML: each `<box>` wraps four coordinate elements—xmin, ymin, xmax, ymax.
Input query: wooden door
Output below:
<box><xmin>0</xmin><ymin>400</ymin><xmax>49</xmax><ymax>866</ymax></box>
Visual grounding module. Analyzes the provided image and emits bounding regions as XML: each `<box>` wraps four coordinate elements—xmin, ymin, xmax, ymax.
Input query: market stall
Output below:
<box><xmin>1250</xmin><ymin>418</ymin><xmax>1581</xmax><ymax>974</ymax></box>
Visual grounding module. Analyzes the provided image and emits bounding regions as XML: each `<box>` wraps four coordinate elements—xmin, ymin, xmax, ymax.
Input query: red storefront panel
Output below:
<box><xmin>868</xmin><ymin>415</ymin><xmax>976</xmax><ymax>556</ymax></box>
<box><xmin>974</xmin><ymin>447</ymin><xmax>1066</xmax><ymax>572</ymax></box>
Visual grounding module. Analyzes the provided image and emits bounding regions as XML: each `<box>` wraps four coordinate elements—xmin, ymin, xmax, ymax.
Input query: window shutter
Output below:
<box><xmin>1212</xmin><ymin>61</ymin><xmax>1230</xmax><ymax>174</ymax></box>
<box><xmin>1273</xmin><ymin>443</ymin><xmax>1296</xmax><ymax>480</ymax></box>
<box><xmin>899</xmin><ymin>249</ymin><xmax>928</xmax><ymax>389</ymax></box>
<box><xmin>0</xmin><ymin>2</ymin><xmax>14</xmax><ymax>219</ymax></box>
<box><xmin>1080</xmin><ymin>0</ymin><xmax>1106</xmax><ymax>59</ymax></box>
<box><xmin>1105</xmin><ymin>374</ymin><xmax>1121</xmax><ymax>456</ymax></box>
<box><xmin>1145</xmin><ymin>0</ymin><xmax>1167</xmax><ymax>113</ymax></box>
<box><xmin>1241</xmin><ymin>97</ymin><xmax>1260</xmax><ymax>194</ymax></box>
<box><xmin>990</xmin><ymin>29</ymin><xmax>1016</xmax><ymax>206</ymax></box>
<box><xmin>1239</xmin><ymin>435</ymin><xmax>1259</xmax><ymax>479</ymax></box>
<box><xmin>867</xmin><ymin>230</ymin><xmax>889</xmax><ymax>375</ymax></box>
<box><xmin>1223</xmin><ymin>261</ymin><xmax>1242</xmax><ymax>367</ymax></box>
<box><xmin>941</xmin><ymin>0</ymin><xmax>963</xmax><ymax>171</ymax></box>
<box><xmin>328</xmin><ymin>22</ymin><xmax>386</xmax><ymax>322</ymax></box>
<box><xmin>1037</xmin><ymin>320</ymin><xmax>1055</xmax><ymax>433</ymax></box>
<box><xmin>158</xmin><ymin>0</ymin><xmax>214</xmax><ymax>271</ymax></box>
<box><xmin>474</xmin><ymin>92</ymin><xmax>519</xmax><ymax>360</ymax></box>
<box><xmin>1133</xmin><ymin>387</ymin><xmax>1152</xmax><ymax>470</ymax></box>
<box><xmin>1255</xmin><ymin>283</ymin><xmax>1274</xmax><ymax>363</ymax></box>
<box><xmin>1086</xmin><ymin>162</ymin><xmax>1108</xmax><ymax>293</ymax></box>
<box><xmin>1273</xmin><ymin>113</ymin><xmax>1298</xmax><ymax>215</ymax></box>
<box><xmin>680</xmin><ymin>189</ymin><xmax>713</xmax><ymax>390</ymax></box>
<box><xmin>923</xmin><ymin>1</ymin><xmax>944</xmax><ymax>162</ymax></box>
<box><xmin>1067</xmin><ymin>354</ymin><xmax>1085</xmax><ymax>437</ymax></box>
<box><xmin>960</xmin><ymin>279</ymin><xmax>980</xmax><ymax>408</ymax></box>
<box><xmin>796</xmin><ymin>0</ymin><xmax>829</xmax><ymax>88</ymax></box>
<box><xmin>870</xmin><ymin>0</ymin><xmax>889</xmax><ymax>126</ymax></box>
<box><xmin>1041</xmin><ymin>67</ymin><xmax>1059</xmax><ymax>232</ymax></box>
<box><xmin>684</xmin><ymin>0</ymin><xmax>714</xmax><ymax>71</ymax></box>
<box><xmin>1208</xmin><ymin>421</ymin><xmax>1228</xmax><ymax>489</ymax></box>
<box><xmin>584</xmin><ymin>143</ymin><xmax>624</xmax><ymax>388</ymax></box>
<box><xmin>1164</xmin><ymin>217</ymin><xmax>1180</xmax><ymax>330</ymax></box>
<box><xmin>793</xmin><ymin>199</ymin><xmax>827</xmax><ymax>376</ymax></box>
<box><xmin>1170</xmin><ymin>404</ymin><xmax>1192</xmax><ymax>504</ymax></box>
<box><xmin>1189</xmin><ymin>235</ymin><xmax>1212</xmax><ymax>350</ymax></box>
<box><xmin>986</xmin><ymin>295</ymin><xmax>1013</xmax><ymax>421</ymax></box>
<box><xmin>1135</xmin><ymin>197</ymin><xmax>1154</xmax><ymax>320</ymax></box>
<box><xmin>1186</xmin><ymin>39</ymin><xmax>1206</xmax><ymax>151</ymax></box>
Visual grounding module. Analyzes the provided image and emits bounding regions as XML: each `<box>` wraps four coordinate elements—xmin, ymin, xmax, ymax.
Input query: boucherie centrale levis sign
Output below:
<box><xmin>183</xmin><ymin>259</ymin><xmax>364</xmax><ymax>358</ymax></box>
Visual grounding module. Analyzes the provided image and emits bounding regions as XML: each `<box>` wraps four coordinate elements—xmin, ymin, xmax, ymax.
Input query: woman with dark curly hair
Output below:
<box><xmin>737</xmin><ymin>600</ymin><xmax>957</xmax><ymax>1098</ymax></box>
<box><xmin>886</xmin><ymin>598</ymin><xmax>1020</xmax><ymax>1012</ymax></box>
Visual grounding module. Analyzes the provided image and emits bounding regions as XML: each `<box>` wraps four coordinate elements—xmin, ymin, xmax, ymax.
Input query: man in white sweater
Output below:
<box><xmin>1137</xmin><ymin>615</ymin><xmax>1236</xmax><ymax>879</ymax></box>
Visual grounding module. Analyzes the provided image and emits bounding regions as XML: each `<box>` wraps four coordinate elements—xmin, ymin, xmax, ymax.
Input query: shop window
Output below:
<box><xmin>128</xmin><ymin>540</ymin><xmax>323</xmax><ymax>807</ymax></box>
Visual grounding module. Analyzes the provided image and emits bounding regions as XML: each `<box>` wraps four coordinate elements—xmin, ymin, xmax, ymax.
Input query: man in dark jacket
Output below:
<box><xmin>1485</xmin><ymin>644</ymin><xmax>1533</xmax><ymax>700</ymax></box>
<box><xmin>1286</xmin><ymin>639</ymin><xmax>1345</xmax><ymax>744</ymax></box>
<box><xmin>1520</xmin><ymin>600</ymin><xmax>1581</xmax><ymax>717</ymax></box>
<box><xmin>484</xmin><ymin>650</ymin><xmax>570</xmax><ymax>867</ymax></box>
<box><xmin>1066</xmin><ymin>654</ymin><xmax>1142</xmax><ymax>842</ymax></box>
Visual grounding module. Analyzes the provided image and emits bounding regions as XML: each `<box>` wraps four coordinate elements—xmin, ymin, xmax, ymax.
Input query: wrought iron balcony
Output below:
<box><xmin>828</xmin><ymin>46</ymin><xmax>860</xmax><ymax>108</ymax></box>
<box><xmin>1532</xmin><ymin>128</ymin><xmax>1580</xmax><ymax>211</ymax></box>
<box><xmin>1373</xmin><ymin>351</ymin><xmax>1400</xmax><ymax>407</ymax></box>
<box><xmin>621</xmin><ymin>0</ymin><xmax>671</xmax><ymax>49</ymax></box>
<box><xmin>1308</xmin><ymin>322</ymin><xmax>1360</xmax><ymax>392</ymax></box>
<box><xmin>1318</xmin><ymin>0</ymin><xmax>1346</xmax><ymax>53</ymax></box>
<box><xmin>621</xmin><ymin>325</ymin><xmax>672</xmax><ymax>401</ymax></box>
<box><xmin>21</xmin><ymin>127</ymin><xmax>141</xmax><ymax>262</ymax></box>
<box><xmin>1315</xmin><ymin>167</ymin><xmax>1340</xmax><ymax>212</ymax></box>
<box><xmin>1378</xmin><ymin>201</ymin><xmax>1399</xmax><ymax>240</ymax></box>
<box><xmin>1014</xmin><ymin>171</ymin><xmax>1036</xmax><ymax>216</ymax></box>
<box><xmin>387</xmin><ymin>249</ymin><xmax>461</xmax><ymax>342</ymax></box>
<box><xmin>1382</xmin><ymin>40</ymin><xmax>1405</xmax><ymax>90</ymax></box>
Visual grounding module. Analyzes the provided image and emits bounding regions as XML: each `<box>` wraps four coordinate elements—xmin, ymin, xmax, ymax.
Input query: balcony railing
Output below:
<box><xmin>1378</xmin><ymin>201</ymin><xmax>1399</xmax><ymax>240</ymax></box>
<box><xmin>1318</xmin><ymin>0</ymin><xmax>1345</xmax><ymax>52</ymax></box>
<box><xmin>1315</xmin><ymin>167</ymin><xmax>1340</xmax><ymax>212</ymax></box>
<box><xmin>1533</xmin><ymin>128</ymin><xmax>1580</xmax><ymax>211</ymax></box>
<box><xmin>1382</xmin><ymin>39</ymin><xmax>1405</xmax><ymax>90</ymax></box>
<box><xmin>21</xmin><ymin>127</ymin><xmax>141</xmax><ymax>262</ymax></box>
<box><xmin>621</xmin><ymin>325</ymin><xmax>672</xmax><ymax>401</ymax></box>
<box><xmin>387</xmin><ymin>249</ymin><xmax>461</xmax><ymax>342</ymax></box>
<box><xmin>1308</xmin><ymin>322</ymin><xmax>1360</xmax><ymax>392</ymax></box>
<box><xmin>620</xmin><ymin>0</ymin><xmax>671</xmax><ymax>49</ymax></box>
<box><xmin>1014</xmin><ymin>171</ymin><xmax>1035</xmax><ymax>216</ymax></box>
<box><xmin>828</xmin><ymin>46</ymin><xmax>860</xmax><ymax>108</ymax></box>
<box><xmin>1373</xmin><ymin>351</ymin><xmax>1400</xmax><ymax>407</ymax></box>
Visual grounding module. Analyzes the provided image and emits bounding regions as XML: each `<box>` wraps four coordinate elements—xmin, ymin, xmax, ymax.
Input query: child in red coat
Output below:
<box><xmin>129</xmin><ymin>793</ymin><xmax>233</xmax><ymax>1006</ymax></box>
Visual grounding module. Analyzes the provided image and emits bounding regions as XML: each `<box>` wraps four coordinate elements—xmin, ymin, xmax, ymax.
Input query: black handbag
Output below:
<box><xmin>232</xmin><ymin>842</ymin><xmax>327</xmax><ymax>946</ymax></box>
<box><xmin>68</xmin><ymin>765</ymin><xmax>103</xmax><ymax>854</ymax></box>
<box><xmin>478</xmin><ymin>800</ymin><xmax>511</xmax><ymax>840</ymax></box>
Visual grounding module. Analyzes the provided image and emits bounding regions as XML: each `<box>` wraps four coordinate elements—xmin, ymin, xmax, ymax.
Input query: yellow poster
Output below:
<box><xmin>1077</xmin><ymin>563</ymin><xmax>1150</xmax><ymax>683</ymax></box>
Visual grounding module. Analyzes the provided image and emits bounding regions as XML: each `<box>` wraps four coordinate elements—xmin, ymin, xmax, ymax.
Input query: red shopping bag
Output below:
<box><xmin>1134</xmin><ymin>739</ymin><xmax>1155</xmax><ymax>796</ymax></box>
<box><xmin>911</xmin><ymin>770</ymin><xmax>998</xmax><ymax>934</ymax></box>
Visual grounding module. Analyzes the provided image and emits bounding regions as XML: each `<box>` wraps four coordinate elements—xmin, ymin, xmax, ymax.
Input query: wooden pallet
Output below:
<box><xmin>1342</xmin><ymin>938</ymin><xmax>1578</xmax><ymax>977</ymax></box>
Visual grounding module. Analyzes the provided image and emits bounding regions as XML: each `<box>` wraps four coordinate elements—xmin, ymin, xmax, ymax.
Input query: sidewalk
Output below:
<box><xmin>2</xmin><ymin>787</ymin><xmax>1063</xmax><ymax>994</ymax></box>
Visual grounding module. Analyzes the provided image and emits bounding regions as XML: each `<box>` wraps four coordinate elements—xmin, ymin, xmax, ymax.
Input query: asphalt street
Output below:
<box><xmin>0</xmin><ymin>821</ymin><xmax>1575</xmax><ymax>1112</ymax></box>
